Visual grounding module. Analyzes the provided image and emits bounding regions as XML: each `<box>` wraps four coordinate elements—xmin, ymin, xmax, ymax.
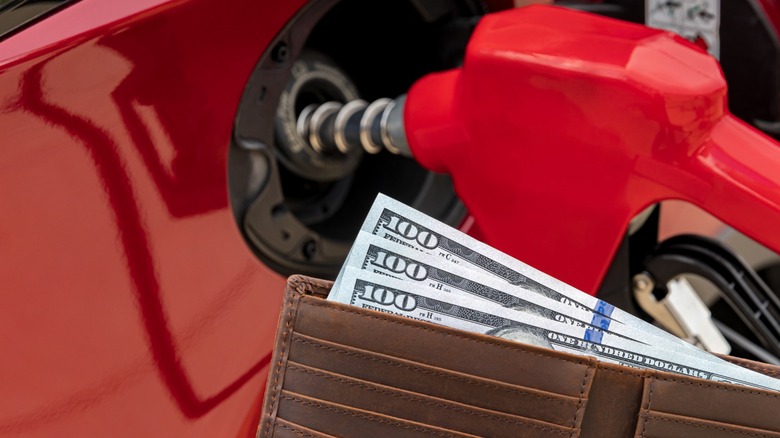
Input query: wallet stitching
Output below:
<box><xmin>293</xmin><ymin>336</ymin><xmax>576</xmax><ymax>406</ymax></box>
<box><xmin>572</xmin><ymin>365</ymin><xmax>591</xmax><ymax>428</ymax></box>
<box><xmin>280</xmin><ymin>394</ymin><xmax>467</xmax><ymax>437</ymax></box>
<box><xmin>292</xmin><ymin>277</ymin><xmax>332</xmax><ymax>298</ymax></box>
<box><xmin>264</xmin><ymin>295</ymin><xmax>298</xmax><ymax>436</ymax></box>
<box><xmin>286</xmin><ymin>363</ymin><xmax>571</xmax><ymax>434</ymax></box>
<box><xmin>307</xmin><ymin>301</ymin><xmax>591</xmax><ymax>367</ymax></box>
<box><xmin>597</xmin><ymin>363</ymin><xmax>780</xmax><ymax>400</ymax></box>
<box><xmin>652</xmin><ymin>376</ymin><xmax>780</xmax><ymax>399</ymax></box>
<box><xmin>639</xmin><ymin>413</ymin><xmax>779</xmax><ymax>438</ymax></box>
<box><xmin>639</xmin><ymin>378</ymin><xmax>655</xmax><ymax>438</ymax></box>
<box><xmin>276</xmin><ymin>423</ymin><xmax>320</xmax><ymax>438</ymax></box>
<box><xmin>594</xmin><ymin>365</ymin><xmax>648</xmax><ymax>378</ymax></box>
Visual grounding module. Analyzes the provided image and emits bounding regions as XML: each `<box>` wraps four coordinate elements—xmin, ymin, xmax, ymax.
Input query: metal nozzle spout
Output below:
<box><xmin>296</xmin><ymin>95</ymin><xmax>411</xmax><ymax>157</ymax></box>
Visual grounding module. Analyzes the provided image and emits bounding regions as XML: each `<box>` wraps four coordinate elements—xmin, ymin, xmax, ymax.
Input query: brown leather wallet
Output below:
<box><xmin>258</xmin><ymin>275</ymin><xmax>780</xmax><ymax>438</ymax></box>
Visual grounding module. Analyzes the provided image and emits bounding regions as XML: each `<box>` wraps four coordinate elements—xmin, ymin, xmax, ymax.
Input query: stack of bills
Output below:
<box><xmin>329</xmin><ymin>194</ymin><xmax>780</xmax><ymax>391</ymax></box>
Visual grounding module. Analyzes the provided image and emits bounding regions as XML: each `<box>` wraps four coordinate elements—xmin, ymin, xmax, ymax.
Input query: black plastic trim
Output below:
<box><xmin>0</xmin><ymin>0</ymin><xmax>76</xmax><ymax>40</ymax></box>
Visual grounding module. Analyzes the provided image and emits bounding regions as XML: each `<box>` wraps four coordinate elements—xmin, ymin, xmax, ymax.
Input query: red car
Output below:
<box><xmin>2</xmin><ymin>0</ymin><xmax>780</xmax><ymax>436</ymax></box>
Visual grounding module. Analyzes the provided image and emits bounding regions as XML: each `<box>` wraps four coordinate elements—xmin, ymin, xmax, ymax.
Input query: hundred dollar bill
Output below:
<box><xmin>359</xmin><ymin>194</ymin><xmax>699</xmax><ymax>350</ymax></box>
<box><xmin>339</xmin><ymin>232</ymin><xmax>637</xmax><ymax>343</ymax></box>
<box><xmin>331</xmin><ymin>268</ymin><xmax>780</xmax><ymax>392</ymax></box>
<box><xmin>338</xmin><ymin>232</ymin><xmax>736</xmax><ymax>367</ymax></box>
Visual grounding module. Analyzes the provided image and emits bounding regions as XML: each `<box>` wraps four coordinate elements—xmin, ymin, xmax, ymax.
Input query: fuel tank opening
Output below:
<box><xmin>229</xmin><ymin>0</ymin><xmax>479</xmax><ymax>278</ymax></box>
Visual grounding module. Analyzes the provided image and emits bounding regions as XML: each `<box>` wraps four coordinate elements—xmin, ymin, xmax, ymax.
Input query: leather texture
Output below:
<box><xmin>259</xmin><ymin>275</ymin><xmax>780</xmax><ymax>437</ymax></box>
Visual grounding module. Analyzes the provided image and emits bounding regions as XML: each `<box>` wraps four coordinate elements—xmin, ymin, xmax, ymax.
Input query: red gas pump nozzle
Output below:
<box><xmin>294</xmin><ymin>5</ymin><xmax>780</xmax><ymax>296</ymax></box>
<box><xmin>402</xmin><ymin>5</ymin><xmax>780</xmax><ymax>295</ymax></box>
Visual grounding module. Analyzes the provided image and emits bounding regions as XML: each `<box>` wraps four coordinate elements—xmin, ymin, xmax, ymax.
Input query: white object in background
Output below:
<box><xmin>666</xmin><ymin>277</ymin><xmax>731</xmax><ymax>354</ymax></box>
<box><xmin>646</xmin><ymin>0</ymin><xmax>721</xmax><ymax>58</ymax></box>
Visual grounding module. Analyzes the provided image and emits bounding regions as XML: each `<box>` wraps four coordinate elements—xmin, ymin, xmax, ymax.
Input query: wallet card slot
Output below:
<box><xmin>638</xmin><ymin>375</ymin><xmax>780</xmax><ymax>432</ymax></box>
<box><xmin>578</xmin><ymin>364</ymin><xmax>645</xmax><ymax>438</ymax></box>
<box><xmin>636</xmin><ymin>410</ymin><xmax>780</xmax><ymax>438</ymax></box>
<box><xmin>275</xmin><ymin>390</ymin><xmax>482</xmax><ymax>438</ymax></box>
<box><xmin>283</xmin><ymin>360</ymin><xmax>578</xmax><ymax>437</ymax></box>
<box><xmin>288</xmin><ymin>332</ymin><xmax>583</xmax><ymax>427</ymax></box>
<box><xmin>294</xmin><ymin>297</ymin><xmax>595</xmax><ymax>398</ymax></box>
<box><xmin>272</xmin><ymin>418</ymin><xmax>338</xmax><ymax>438</ymax></box>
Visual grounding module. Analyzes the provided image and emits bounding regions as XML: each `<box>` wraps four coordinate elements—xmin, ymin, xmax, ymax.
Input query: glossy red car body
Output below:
<box><xmin>1</xmin><ymin>1</ymin><xmax>780</xmax><ymax>437</ymax></box>
<box><xmin>0</xmin><ymin>0</ymin><xmax>308</xmax><ymax>436</ymax></box>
